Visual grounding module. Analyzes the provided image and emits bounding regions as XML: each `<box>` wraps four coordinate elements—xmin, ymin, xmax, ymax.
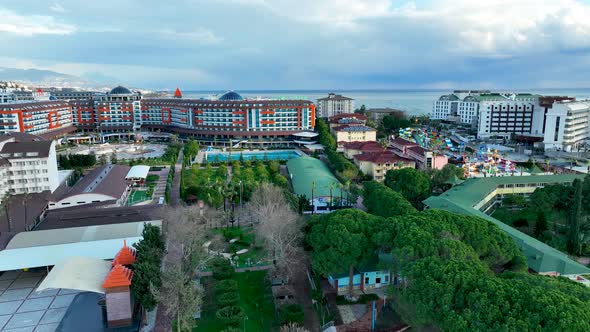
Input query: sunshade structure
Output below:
<box><xmin>125</xmin><ymin>165</ymin><xmax>150</xmax><ymax>181</ymax></box>
<box><xmin>529</xmin><ymin>164</ymin><xmax>544</xmax><ymax>175</ymax></box>
<box><xmin>36</xmin><ymin>256</ymin><xmax>112</xmax><ymax>294</ymax></box>
<box><xmin>287</xmin><ymin>156</ymin><xmax>342</xmax><ymax>199</ymax></box>
<box><xmin>0</xmin><ymin>220</ymin><xmax>161</xmax><ymax>272</ymax></box>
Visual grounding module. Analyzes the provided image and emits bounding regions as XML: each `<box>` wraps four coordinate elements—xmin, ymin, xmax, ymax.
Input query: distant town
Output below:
<box><xmin>1</xmin><ymin>81</ymin><xmax>590</xmax><ymax>331</ymax></box>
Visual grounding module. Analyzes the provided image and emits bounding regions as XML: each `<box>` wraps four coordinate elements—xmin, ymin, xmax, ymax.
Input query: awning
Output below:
<box><xmin>36</xmin><ymin>257</ymin><xmax>112</xmax><ymax>294</ymax></box>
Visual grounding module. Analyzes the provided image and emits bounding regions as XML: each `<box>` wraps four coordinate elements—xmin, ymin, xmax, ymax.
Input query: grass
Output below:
<box><xmin>127</xmin><ymin>190</ymin><xmax>150</xmax><ymax>206</ymax></box>
<box><xmin>194</xmin><ymin>271</ymin><xmax>278</xmax><ymax>332</ymax></box>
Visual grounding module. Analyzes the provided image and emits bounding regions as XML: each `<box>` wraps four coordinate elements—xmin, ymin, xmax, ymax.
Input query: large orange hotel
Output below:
<box><xmin>0</xmin><ymin>86</ymin><xmax>317</xmax><ymax>146</ymax></box>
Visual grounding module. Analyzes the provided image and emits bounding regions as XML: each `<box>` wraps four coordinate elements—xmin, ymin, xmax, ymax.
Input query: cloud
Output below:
<box><xmin>49</xmin><ymin>3</ymin><xmax>66</xmax><ymax>13</ymax></box>
<box><xmin>156</xmin><ymin>28</ymin><xmax>223</xmax><ymax>44</ymax></box>
<box><xmin>0</xmin><ymin>8</ymin><xmax>75</xmax><ymax>36</ymax></box>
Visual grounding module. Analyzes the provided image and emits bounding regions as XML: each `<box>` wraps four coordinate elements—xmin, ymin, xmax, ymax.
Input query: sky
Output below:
<box><xmin>0</xmin><ymin>0</ymin><xmax>590</xmax><ymax>90</ymax></box>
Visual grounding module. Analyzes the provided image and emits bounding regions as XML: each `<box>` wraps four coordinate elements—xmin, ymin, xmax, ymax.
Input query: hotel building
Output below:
<box><xmin>0</xmin><ymin>133</ymin><xmax>60</xmax><ymax>202</ymax></box>
<box><xmin>317</xmin><ymin>93</ymin><xmax>354</xmax><ymax>118</ymax></box>
<box><xmin>543</xmin><ymin>100</ymin><xmax>590</xmax><ymax>152</ymax></box>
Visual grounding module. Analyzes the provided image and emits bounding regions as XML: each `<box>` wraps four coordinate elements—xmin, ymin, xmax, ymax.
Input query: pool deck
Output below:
<box><xmin>195</xmin><ymin>149</ymin><xmax>305</xmax><ymax>164</ymax></box>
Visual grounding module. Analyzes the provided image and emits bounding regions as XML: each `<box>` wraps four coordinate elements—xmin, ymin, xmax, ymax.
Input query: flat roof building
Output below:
<box><xmin>317</xmin><ymin>93</ymin><xmax>354</xmax><ymax>118</ymax></box>
<box><xmin>423</xmin><ymin>174</ymin><xmax>590</xmax><ymax>276</ymax></box>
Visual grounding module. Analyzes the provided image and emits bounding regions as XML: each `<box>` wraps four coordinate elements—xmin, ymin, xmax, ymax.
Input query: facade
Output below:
<box><xmin>354</xmin><ymin>150</ymin><xmax>415</xmax><ymax>182</ymax></box>
<box><xmin>477</xmin><ymin>94</ymin><xmax>540</xmax><ymax>139</ymax></box>
<box><xmin>341</xmin><ymin>141</ymin><xmax>384</xmax><ymax>159</ymax></box>
<box><xmin>139</xmin><ymin>91</ymin><xmax>315</xmax><ymax>144</ymax></box>
<box><xmin>431</xmin><ymin>90</ymin><xmax>489</xmax><ymax>125</ymax></box>
<box><xmin>389</xmin><ymin>137</ymin><xmax>448</xmax><ymax>170</ymax></box>
<box><xmin>0</xmin><ymin>101</ymin><xmax>74</xmax><ymax>137</ymax></box>
<box><xmin>0</xmin><ymin>135</ymin><xmax>60</xmax><ymax>200</ymax></box>
<box><xmin>424</xmin><ymin>175</ymin><xmax>589</xmax><ymax>277</ymax></box>
<box><xmin>317</xmin><ymin>93</ymin><xmax>354</xmax><ymax>118</ymax></box>
<box><xmin>327</xmin><ymin>254</ymin><xmax>397</xmax><ymax>295</ymax></box>
<box><xmin>543</xmin><ymin>100</ymin><xmax>590</xmax><ymax>152</ymax></box>
<box><xmin>365</xmin><ymin>108</ymin><xmax>405</xmax><ymax>122</ymax></box>
<box><xmin>50</xmin><ymin>89</ymin><xmax>96</xmax><ymax>101</ymax></box>
<box><xmin>333</xmin><ymin>125</ymin><xmax>377</xmax><ymax>143</ymax></box>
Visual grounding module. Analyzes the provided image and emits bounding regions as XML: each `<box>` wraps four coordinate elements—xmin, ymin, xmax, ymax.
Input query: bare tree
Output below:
<box><xmin>156</xmin><ymin>262</ymin><xmax>203</xmax><ymax>332</ymax></box>
<box><xmin>280</xmin><ymin>323</ymin><xmax>310</xmax><ymax>332</ymax></box>
<box><xmin>247</xmin><ymin>183</ymin><xmax>302</xmax><ymax>281</ymax></box>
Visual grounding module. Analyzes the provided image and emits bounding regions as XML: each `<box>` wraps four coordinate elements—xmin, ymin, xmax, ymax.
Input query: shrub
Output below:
<box><xmin>218</xmin><ymin>291</ymin><xmax>240</xmax><ymax>307</ymax></box>
<box><xmin>279</xmin><ymin>304</ymin><xmax>304</xmax><ymax>325</ymax></box>
<box><xmin>211</xmin><ymin>258</ymin><xmax>235</xmax><ymax>280</ymax></box>
<box><xmin>221</xmin><ymin>328</ymin><xmax>241</xmax><ymax>332</ymax></box>
<box><xmin>223</xmin><ymin>227</ymin><xmax>243</xmax><ymax>241</ymax></box>
<box><xmin>216</xmin><ymin>306</ymin><xmax>245</xmax><ymax>326</ymax></box>
<box><xmin>215</xmin><ymin>279</ymin><xmax>238</xmax><ymax>294</ymax></box>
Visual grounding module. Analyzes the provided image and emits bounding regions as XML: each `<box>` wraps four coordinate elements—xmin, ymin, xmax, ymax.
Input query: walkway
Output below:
<box><xmin>170</xmin><ymin>149</ymin><xmax>184</xmax><ymax>207</ymax></box>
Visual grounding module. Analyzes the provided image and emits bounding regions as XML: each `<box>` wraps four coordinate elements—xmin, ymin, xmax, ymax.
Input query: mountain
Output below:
<box><xmin>0</xmin><ymin>67</ymin><xmax>109</xmax><ymax>89</ymax></box>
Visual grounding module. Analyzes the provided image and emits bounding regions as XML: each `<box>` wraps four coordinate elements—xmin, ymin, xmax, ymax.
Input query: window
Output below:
<box><xmin>365</xmin><ymin>277</ymin><xmax>369</xmax><ymax>284</ymax></box>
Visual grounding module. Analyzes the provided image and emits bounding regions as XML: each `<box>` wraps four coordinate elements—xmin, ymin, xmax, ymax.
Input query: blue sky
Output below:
<box><xmin>1</xmin><ymin>0</ymin><xmax>590</xmax><ymax>90</ymax></box>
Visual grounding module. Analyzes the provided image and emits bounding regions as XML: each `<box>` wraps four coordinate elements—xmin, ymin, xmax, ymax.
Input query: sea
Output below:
<box><xmin>183</xmin><ymin>89</ymin><xmax>590</xmax><ymax>117</ymax></box>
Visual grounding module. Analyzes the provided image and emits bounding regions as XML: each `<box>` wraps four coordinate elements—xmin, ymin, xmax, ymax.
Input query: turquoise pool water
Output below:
<box><xmin>206</xmin><ymin>150</ymin><xmax>301</xmax><ymax>162</ymax></box>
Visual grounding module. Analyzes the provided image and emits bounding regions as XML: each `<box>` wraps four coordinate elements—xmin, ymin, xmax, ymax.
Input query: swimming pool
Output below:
<box><xmin>206</xmin><ymin>150</ymin><xmax>301</xmax><ymax>162</ymax></box>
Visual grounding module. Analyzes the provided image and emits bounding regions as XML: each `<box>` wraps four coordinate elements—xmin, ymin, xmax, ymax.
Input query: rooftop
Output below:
<box><xmin>0</xmin><ymin>140</ymin><xmax>53</xmax><ymax>159</ymax></box>
<box><xmin>125</xmin><ymin>165</ymin><xmax>150</xmax><ymax>180</ymax></box>
<box><xmin>328</xmin><ymin>113</ymin><xmax>367</xmax><ymax>123</ymax></box>
<box><xmin>57</xmin><ymin>164</ymin><xmax>131</xmax><ymax>200</ymax></box>
<box><xmin>423</xmin><ymin>174</ymin><xmax>589</xmax><ymax>275</ymax></box>
<box><xmin>390</xmin><ymin>137</ymin><xmax>418</xmax><ymax>147</ymax></box>
<box><xmin>354</xmin><ymin>150</ymin><xmax>414</xmax><ymax>164</ymax></box>
<box><xmin>317</xmin><ymin>93</ymin><xmax>354</xmax><ymax>101</ymax></box>
<box><xmin>341</xmin><ymin>141</ymin><xmax>383</xmax><ymax>151</ymax></box>
<box><xmin>334</xmin><ymin>125</ymin><xmax>376</xmax><ymax>132</ymax></box>
<box><xmin>109</xmin><ymin>86</ymin><xmax>132</xmax><ymax>95</ymax></box>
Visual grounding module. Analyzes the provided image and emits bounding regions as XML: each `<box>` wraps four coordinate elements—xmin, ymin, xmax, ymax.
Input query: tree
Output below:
<box><xmin>534</xmin><ymin>212</ymin><xmax>548</xmax><ymax>239</ymax></box>
<box><xmin>216</xmin><ymin>306</ymin><xmax>245</xmax><ymax>326</ymax></box>
<box><xmin>99</xmin><ymin>154</ymin><xmax>108</xmax><ymax>165</ymax></box>
<box><xmin>280</xmin><ymin>324</ymin><xmax>310</xmax><ymax>332</ymax></box>
<box><xmin>131</xmin><ymin>224</ymin><xmax>165</xmax><ymax>311</ymax></box>
<box><xmin>430</xmin><ymin>164</ymin><xmax>464</xmax><ymax>192</ymax></box>
<box><xmin>248</xmin><ymin>184</ymin><xmax>301</xmax><ymax>280</ymax></box>
<box><xmin>384</xmin><ymin>168</ymin><xmax>431</xmax><ymax>209</ymax></box>
<box><xmin>567</xmin><ymin>179</ymin><xmax>584</xmax><ymax>255</ymax></box>
<box><xmin>156</xmin><ymin>262</ymin><xmax>203</xmax><ymax>332</ymax></box>
<box><xmin>307</xmin><ymin>209</ymin><xmax>378</xmax><ymax>297</ymax></box>
<box><xmin>363</xmin><ymin>181</ymin><xmax>417</xmax><ymax>217</ymax></box>
<box><xmin>279</xmin><ymin>304</ymin><xmax>304</xmax><ymax>325</ymax></box>
<box><xmin>110</xmin><ymin>152</ymin><xmax>118</xmax><ymax>164</ymax></box>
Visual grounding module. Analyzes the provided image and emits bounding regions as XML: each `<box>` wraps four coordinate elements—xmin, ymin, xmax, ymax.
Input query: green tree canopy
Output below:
<box><xmin>363</xmin><ymin>181</ymin><xmax>417</xmax><ymax>217</ymax></box>
<box><xmin>384</xmin><ymin>168</ymin><xmax>431</xmax><ymax>208</ymax></box>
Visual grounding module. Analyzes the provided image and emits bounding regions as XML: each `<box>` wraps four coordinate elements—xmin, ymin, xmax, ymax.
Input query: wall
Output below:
<box><xmin>48</xmin><ymin>193</ymin><xmax>119</xmax><ymax>210</ymax></box>
<box><xmin>336</xmin><ymin>130</ymin><xmax>376</xmax><ymax>143</ymax></box>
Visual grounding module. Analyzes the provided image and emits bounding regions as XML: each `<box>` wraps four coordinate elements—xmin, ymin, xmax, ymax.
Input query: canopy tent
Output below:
<box><xmin>0</xmin><ymin>220</ymin><xmax>161</xmax><ymax>272</ymax></box>
<box><xmin>36</xmin><ymin>256</ymin><xmax>112</xmax><ymax>294</ymax></box>
<box><xmin>125</xmin><ymin>165</ymin><xmax>150</xmax><ymax>180</ymax></box>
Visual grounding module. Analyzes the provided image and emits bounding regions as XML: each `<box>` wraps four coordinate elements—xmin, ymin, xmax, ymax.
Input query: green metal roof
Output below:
<box><xmin>475</xmin><ymin>93</ymin><xmax>540</xmax><ymax>102</ymax></box>
<box><xmin>423</xmin><ymin>174</ymin><xmax>589</xmax><ymax>275</ymax></box>
<box><xmin>287</xmin><ymin>156</ymin><xmax>342</xmax><ymax>199</ymax></box>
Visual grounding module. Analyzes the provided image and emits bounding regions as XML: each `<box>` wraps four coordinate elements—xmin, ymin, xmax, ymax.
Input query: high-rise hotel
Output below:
<box><xmin>1</xmin><ymin>86</ymin><xmax>316</xmax><ymax>145</ymax></box>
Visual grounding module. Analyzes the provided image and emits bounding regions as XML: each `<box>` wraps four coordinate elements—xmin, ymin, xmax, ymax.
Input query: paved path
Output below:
<box><xmin>170</xmin><ymin>149</ymin><xmax>184</xmax><ymax>207</ymax></box>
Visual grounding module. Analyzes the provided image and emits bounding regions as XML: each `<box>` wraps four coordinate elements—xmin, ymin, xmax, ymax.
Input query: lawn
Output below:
<box><xmin>194</xmin><ymin>271</ymin><xmax>279</xmax><ymax>332</ymax></box>
<box><xmin>127</xmin><ymin>190</ymin><xmax>150</xmax><ymax>206</ymax></box>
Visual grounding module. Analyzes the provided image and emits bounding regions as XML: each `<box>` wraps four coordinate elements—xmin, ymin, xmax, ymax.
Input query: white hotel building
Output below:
<box><xmin>317</xmin><ymin>93</ymin><xmax>354</xmax><ymax>118</ymax></box>
<box><xmin>543</xmin><ymin>100</ymin><xmax>590</xmax><ymax>152</ymax></box>
<box><xmin>0</xmin><ymin>134</ymin><xmax>60</xmax><ymax>202</ymax></box>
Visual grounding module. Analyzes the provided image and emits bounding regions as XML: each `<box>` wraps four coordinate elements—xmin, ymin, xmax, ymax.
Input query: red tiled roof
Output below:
<box><xmin>112</xmin><ymin>241</ymin><xmax>136</xmax><ymax>266</ymax></box>
<box><xmin>354</xmin><ymin>150</ymin><xmax>415</xmax><ymax>164</ymax></box>
<box><xmin>342</xmin><ymin>141</ymin><xmax>383</xmax><ymax>151</ymax></box>
<box><xmin>103</xmin><ymin>264</ymin><xmax>133</xmax><ymax>289</ymax></box>
<box><xmin>407</xmin><ymin>145</ymin><xmax>426</xmax><ymax>154</ymax></box>
<box><xmin>174</xmin><ymin>88</ymin><xmax>182</xmax><ymax>98</ymax></box>
<box><xmin>328</xmin><ymin>113</ymin><xmax>367</xmax><ymax>123</ymax></box>
<box><xmin>390</xmin><ymin>137</ymin><xmax>418</xmax><ymax>147</ymax></box>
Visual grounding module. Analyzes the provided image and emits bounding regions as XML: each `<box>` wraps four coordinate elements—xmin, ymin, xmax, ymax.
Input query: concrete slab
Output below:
<box><xmin>33</xmin><ymin>324</ymin><xmax>58</xmax><ymax>332</ymax></box>
<box><xmin>38</xmin><ymin>309</ymin><xmax>66</xmax><ymax>325</ymax></box>
<box><xmin>3</xmin><ymin>311</ymin><xmax>44</xmax><ymax>329</ymax></box>
<box><xmin>27</xmin><ymin>290</ymin><xmax>58</xmax><ymax>300</ymax></box>
<box><xmin>3</xmin><ymin>327</ymin><xmax>35</xmax><ymax>332</ymax></box>
<box><xmin>0</xmin><ymin>301</ymin><xmax>23</xmax><ymax>315</ymax></box>
<box><xmin>48</xmin><ymin>296</ymin><xmax>74</xmax><ymax>309</ymax></box>
<box><xmin>0</xmin><ymin>281</ymin><xmax>14</xmax><ymax>291</ymax></box>
<box><xmin>8</xmin><ymin>279</ymin><xmax>41</xmax><ymax>290</ymax></box>
<box><xmin>0</xmin><ymin>314</ymin><xmax>11</xmax><ymax>329</ymax></box>
<box><xmin>0</xmin><ymin>289</ymin><xmax>33</xmax><ymax>303</ymax></box>
<box><xmin>17</xmin><ymin>298</ymin><xmax>52</xmax><ymax>313</ymax></box>
<box><xmin>0</xmin><ymin>272</ymin><xmax>20</xmax><ymax>281</ymax></box>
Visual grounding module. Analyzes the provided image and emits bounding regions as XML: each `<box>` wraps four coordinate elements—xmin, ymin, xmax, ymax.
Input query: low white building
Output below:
<box><xmin>317</xmin><ymin>93</ymin><xmax>354</xmax><ymax>118</ymax></box>
<box><xmin>333</xmin><ymin>125</ymin><xmax>377</xmax><ymax>143</ymax></box>
<box><xmin>543</xmin><ymin>100</ymin><xmax>590</xmax><ymax>152</ymax></box>
<box><xmin>0</xmin><ymin>134</ymin><xmax>60</xmax><ymax>202</ymax></box>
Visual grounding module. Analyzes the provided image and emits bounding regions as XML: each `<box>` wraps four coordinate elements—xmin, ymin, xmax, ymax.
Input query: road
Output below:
<box><xmin>170</xmin><ymin>149</ymin><xmax>184</xmax><ymax>206</ymax></box>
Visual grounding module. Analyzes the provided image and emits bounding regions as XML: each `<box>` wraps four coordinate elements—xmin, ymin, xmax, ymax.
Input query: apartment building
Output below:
<box><xmin>333</xmin><ymin>125</ymin><xmax>377</xmax><ymax>143</ymax></box>
<box><xmin>543</xmin><ymin>100</ymin><xmax>590</xmax><ymax>152</ymax></box>
<box><xmin>0</xmin><ymin>100</ymin><xmax>74</xmax><ymax>138</ymax></box>
<box><xmin>477</xmin><ymin>94</ymin><xmax>541</xmax><ymax>139</ymax></box>
<box><xmin>431</xmin><ymin>90</ymin><xmax>489</xmax><ymax>125</ymax></box>
<box><xmin>354</xmin><ymin>150</ymin><xmax>415</xmax><ymax>182</ymax></box>
<box><xmin>317</xmin><ymin>93</ymin><xmax>354</xmax><ymax>118</ymax></box>
<box><xmin>0</xmin><ymin>134</ymin><xmax>60</xmax><ymax>201</ymax></box>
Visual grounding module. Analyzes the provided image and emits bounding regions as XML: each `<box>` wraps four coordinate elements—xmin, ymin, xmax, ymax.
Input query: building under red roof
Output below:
<box><xmin>341</xmin><ymin>141</ymin><xmax>383</xmax><ymax>151</ymax></box>
<box><xmin>112</xmin><ymin>241</ymin><xmax>136</xmax><ymax>266</ymax></box>
<box><xmin>328</xmin><ymin>113</ymin><xmax>367</xmax><ymax>124</ymax></box>
<box><xmin>354</xmin><ymin>150</ymin><xmax>414</xmax><ymax>164</ymax></box>
<box><xmin>102</xmin><ymin>264</ymin><xmax>133</xmax><ymax>289</ymax></box>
